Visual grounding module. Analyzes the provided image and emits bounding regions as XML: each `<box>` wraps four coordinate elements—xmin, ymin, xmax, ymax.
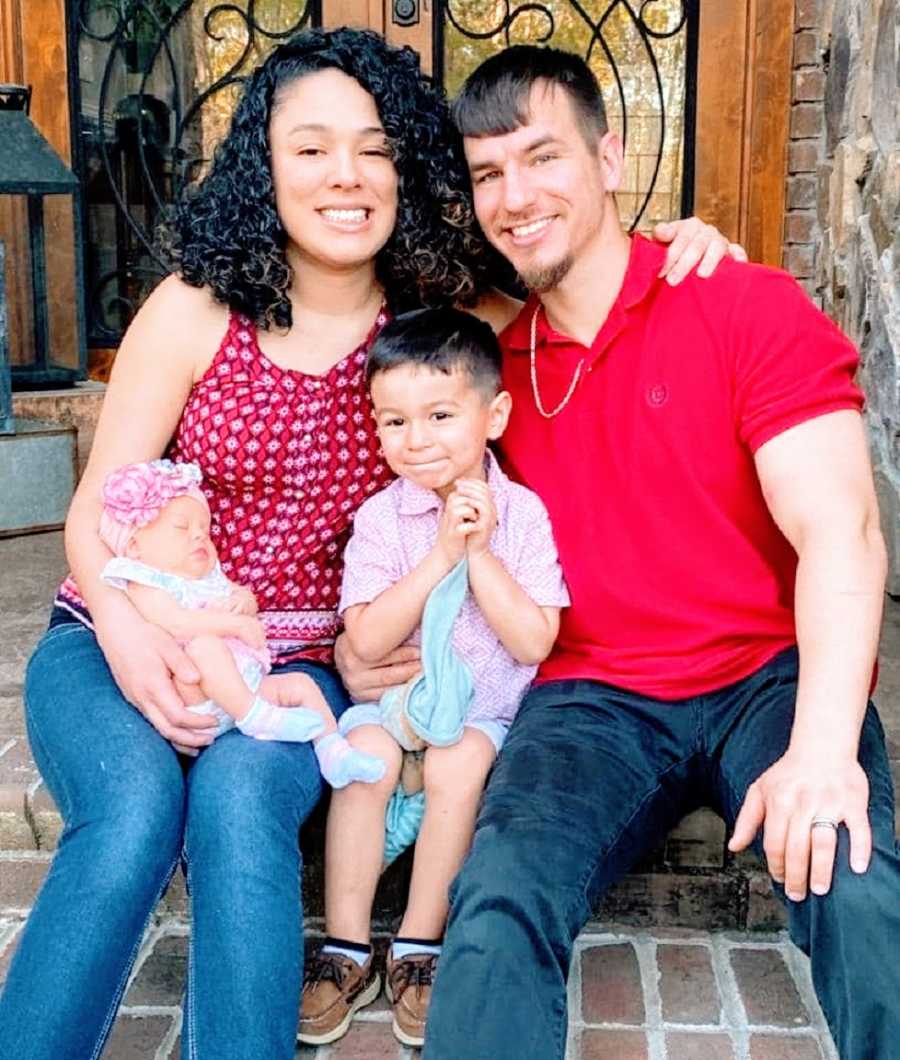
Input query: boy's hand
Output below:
<box><xmin>454</xmin><ymin>478</ymin><xmax>496</xmax><ymax>557</ymax></box>
<box><xmin>231</xmin><ymin>615</ymin><xmax>267</xmax><ymax>650</ymax></box>
<box><xmin>435</xmin><ymin>489</ymin><xmax>478</xmax><ymax>566</ymax></box>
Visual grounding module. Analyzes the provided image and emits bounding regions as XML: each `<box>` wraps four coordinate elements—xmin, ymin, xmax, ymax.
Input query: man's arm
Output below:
<box><xmin>729</xmin><ymin>409</ymin><xmax>887</xmax><ymax>899</ymax></box>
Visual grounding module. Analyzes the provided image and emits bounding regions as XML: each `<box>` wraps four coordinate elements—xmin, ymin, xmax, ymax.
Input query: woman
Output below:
<box><xmin>0</xmin><ymin>27</ymin><xmax>734</xmax><ymax>1060</ymax></box>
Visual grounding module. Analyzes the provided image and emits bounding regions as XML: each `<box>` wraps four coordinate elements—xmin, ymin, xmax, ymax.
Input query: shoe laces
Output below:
<box><xmin>392</xmin><ymin>954</ymin><xmax>436</xmax><ymax>997</ymax></box>
<box><xmin>303</xmin><ymin>952</ymin><xmax>349</xmax><ymax>990</ymax></box>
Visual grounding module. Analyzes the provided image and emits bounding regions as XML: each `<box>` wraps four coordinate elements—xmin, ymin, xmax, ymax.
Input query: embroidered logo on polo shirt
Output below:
<box><xmin>646</xmin><ymin>383</ymin><xmax>669</xmax><ymax>408</ymax></box>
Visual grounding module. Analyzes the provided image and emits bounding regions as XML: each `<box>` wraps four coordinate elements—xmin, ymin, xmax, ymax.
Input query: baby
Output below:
<box><xmin>98</xmin><ymin>459</ymin><xmax>384</xmax><ymax>788</ymax></box>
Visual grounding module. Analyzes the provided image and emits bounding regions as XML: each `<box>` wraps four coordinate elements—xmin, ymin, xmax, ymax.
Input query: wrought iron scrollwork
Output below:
<box><xmin>70</xmin><ymin>0</ymin><xmax>320</xmax><ymax>345</ymax></box>
<box><xmin>440</xmin><ymin>0</ymin><xmax>697</xmax><ymax>233</ymax></box>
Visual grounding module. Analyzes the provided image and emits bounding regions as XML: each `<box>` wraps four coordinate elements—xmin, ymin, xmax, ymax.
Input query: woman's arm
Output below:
<box><xmin>65</xmin><ymin>275</ymin><xmax>228</xmax><ymax>746</ymax></box>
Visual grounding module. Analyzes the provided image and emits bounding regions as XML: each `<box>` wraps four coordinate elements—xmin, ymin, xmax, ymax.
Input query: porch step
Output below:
<box><xmin>0</xmin><ymin>744</ymin><xmax>784</xmax><ymax>932</ymax></box>
<box><xmin>0</xmin><ymin>919</ymin><xmax>839</xmax><ymax>1060</ymax></box>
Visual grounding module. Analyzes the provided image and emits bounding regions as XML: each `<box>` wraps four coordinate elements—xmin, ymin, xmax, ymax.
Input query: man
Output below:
<box><xmin>418</xmin><ymin>46</ymin><xmax>899</xmax><ymax>1059</ymax></box>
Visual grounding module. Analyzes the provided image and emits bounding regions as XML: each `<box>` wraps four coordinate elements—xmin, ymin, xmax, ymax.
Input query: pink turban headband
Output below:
<box><xmin>99</xmin><ymin>459</ymin><xmax>209</xmax><ymax>557</ymax></box>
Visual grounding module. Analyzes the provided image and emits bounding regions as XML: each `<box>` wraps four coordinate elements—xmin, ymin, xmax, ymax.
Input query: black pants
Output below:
<box><xmin>424</xmin><ymin>649</ymin><xmax>900</xmax><ymax>1060</ymax></box>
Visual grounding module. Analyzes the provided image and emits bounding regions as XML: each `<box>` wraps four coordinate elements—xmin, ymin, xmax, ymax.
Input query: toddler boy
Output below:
<box><xmin>299</xmin><ymin>308</ymin><xmax>569</xmax><ymax>1047</ymax></box>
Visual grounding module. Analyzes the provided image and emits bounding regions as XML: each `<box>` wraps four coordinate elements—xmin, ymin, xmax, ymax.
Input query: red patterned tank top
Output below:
<box><xmin>170</xmin><ymin>310</ymin><xmax>392</xmax><ymax>661</ymax></box>
<box><xmin>56</xmin><ymin>309</ymin><xmax>392</xmax><ymax>663</ymax></box>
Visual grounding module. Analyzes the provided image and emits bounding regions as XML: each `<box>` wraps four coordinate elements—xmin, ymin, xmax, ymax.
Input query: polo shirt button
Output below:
<box><xmin>646</xmin><ymin>384</ymin><xmax>669</xmax><ymax>407</ymax></box>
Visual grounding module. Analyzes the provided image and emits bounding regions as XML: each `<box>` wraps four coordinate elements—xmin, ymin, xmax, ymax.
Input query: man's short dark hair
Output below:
<box><xmin>452</xmin><ymin>45</ymin><xmax>609</xmax><ymax>149</ymax></box>
<box><xmin>366</xmin><ymin>307</ymin><xmax>502</xmax><ymax>400</ymax></box>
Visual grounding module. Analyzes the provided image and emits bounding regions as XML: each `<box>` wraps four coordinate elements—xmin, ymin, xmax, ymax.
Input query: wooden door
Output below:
<box><xmin>51</xmin><ymin>0</ymin><xmax>793</xmax><ymax>371</ymax></box>
<box><xmin>0</xmin><ymin>0</ymin><xmax>81</xmax><ymax>375</ymax></box>
<box><xmin>321</xmin><ymin>0</ymin><xmax>795</xmax><ymax>267</ymax></box>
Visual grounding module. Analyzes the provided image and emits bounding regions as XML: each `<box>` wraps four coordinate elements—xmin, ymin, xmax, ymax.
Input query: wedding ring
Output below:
<box><xmin>810</xmin><ymin>816</ymin><xmax>839</xmax><ymax>832</ymax></box>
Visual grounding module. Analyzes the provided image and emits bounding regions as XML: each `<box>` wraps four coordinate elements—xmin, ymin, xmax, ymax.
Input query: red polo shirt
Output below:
<box><xmin>498</xmin><ymin>235</ymin><xmax>864</xmax><ymax>699</ymax></box>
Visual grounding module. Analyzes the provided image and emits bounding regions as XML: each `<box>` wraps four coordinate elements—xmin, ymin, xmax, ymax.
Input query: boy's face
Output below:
<box><xmin>371</xmin><ymin>364</ymin><xmax>511</xmax><ymax>499</ymax></box>
<box><xmin>128</xmin><ymin>495</ymin><xmax>218</xmax><ymax>579</ymax></box>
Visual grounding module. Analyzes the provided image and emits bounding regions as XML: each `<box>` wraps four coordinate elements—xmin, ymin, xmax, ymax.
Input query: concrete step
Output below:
<box><xmin>12</xmin><ymin>381</ymin><xmax>105</xmax><ymax>476</ymax></box>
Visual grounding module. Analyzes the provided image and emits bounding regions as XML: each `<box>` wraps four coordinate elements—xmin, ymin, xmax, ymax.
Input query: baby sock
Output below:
<box><xmin>391</xmin><ymin>937</ymin><xmax>443</xmax><ymax>961</ymax></box>
<box><xmin>315</xmin><ymin>731</ymin><xmax>386</xmax><ymax>789</ymax></box>
<box><xmin>238</xmin><ymin>695</ymin><xmax>326</xmax><ymax>743</ymax></box>
<box><xmin>320</xmin><ymin>937</ymin><xmax>372</xmax><ymax>968</ymax></box>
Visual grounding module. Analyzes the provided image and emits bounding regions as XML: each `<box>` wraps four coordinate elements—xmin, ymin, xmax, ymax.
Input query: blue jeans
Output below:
<box><xmin>0</xmin><ymin>621</ymin><xmax>350</xmax><ymax>1060</ymax></box>
<box><xmin>424</xmin><ymin>648</ymin><xmax>900</xmax><ymax>1060</ymax></box>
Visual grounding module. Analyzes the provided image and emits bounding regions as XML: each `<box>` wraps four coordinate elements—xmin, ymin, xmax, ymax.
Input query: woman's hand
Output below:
<box><xmin>94</xmin><ymin>601</ymin><xmax>217</xmax><ymax>750</ymax></box>
<box><xmin>653</xmin><ymin>217</ymin><xmax>748</xmax><ymax>285</ymax></box>
<box><xmin>334</xmin><ymin>632</ymin><xmax>421</xmax><ymax>702</ymax></box>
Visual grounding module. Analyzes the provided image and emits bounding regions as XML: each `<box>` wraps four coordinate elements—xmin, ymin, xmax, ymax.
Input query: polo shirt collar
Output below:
<box><xmin>502</xmin><ymin>233</ymin><xmax>664</xmax><ymax>352</ymax></box>
<box><xmin>397</xmin><ymin>448</ymin><xmax>510</xmax><ymax>526</ymax></box>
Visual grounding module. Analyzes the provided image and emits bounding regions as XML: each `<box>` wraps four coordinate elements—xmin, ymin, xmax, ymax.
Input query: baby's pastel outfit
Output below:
<box><xmin>94</xmin><ymin>460</ymin><xmax>383</xmax><ymax>782</ymax></box>
<box><xmin>102</xmin><ymin>557</ymin><xmax>275</xmax><ymax>736</ymax></box>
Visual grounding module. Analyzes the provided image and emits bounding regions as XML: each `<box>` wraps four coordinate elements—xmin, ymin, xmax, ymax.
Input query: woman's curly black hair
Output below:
<box><xmin>160</xmin><ymin>27</ymin><xmax>500</xmax><ymax>328</ymax></box>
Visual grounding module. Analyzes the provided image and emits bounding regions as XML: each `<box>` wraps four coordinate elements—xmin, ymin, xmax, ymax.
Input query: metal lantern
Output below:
<box><xmin>0</xmin><ymin>84</ymin><xmax>87</xmax><ymax>388</ymax></box>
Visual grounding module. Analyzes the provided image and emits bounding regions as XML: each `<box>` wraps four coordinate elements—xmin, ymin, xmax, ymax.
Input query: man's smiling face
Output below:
<box><xmin>463</xmin><ymin>81</ymin><xmax>620</xmax><ymax>293</ymax></box>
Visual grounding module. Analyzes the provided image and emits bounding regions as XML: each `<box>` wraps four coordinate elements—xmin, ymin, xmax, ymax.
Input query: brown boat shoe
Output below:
<box><xmin>385</xmin><ymin>949</ymin><xmax>439</xmax><ymax>1047</ymax></box>
<box><xmin>298</xmin><ymin>949</ymin><xmax>381</xmax><ymax>1046</ymax></box>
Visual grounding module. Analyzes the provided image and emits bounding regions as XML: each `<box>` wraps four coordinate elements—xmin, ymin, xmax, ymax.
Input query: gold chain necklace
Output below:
<box><xmin>529</xmin><ymin>303</ymin><xmax>584</xmax><ymax>419</ymax></box>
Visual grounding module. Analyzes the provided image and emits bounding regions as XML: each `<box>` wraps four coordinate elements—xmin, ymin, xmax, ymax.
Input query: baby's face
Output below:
<box><xmin>371</xmin><ymin>364</ymin><xmax>510</xmax><ymax>498</ymax></box>
<box><xmin>129</xmin><ymin>495</ymin><xmax>217</xmax><ymax>579</ymax></box>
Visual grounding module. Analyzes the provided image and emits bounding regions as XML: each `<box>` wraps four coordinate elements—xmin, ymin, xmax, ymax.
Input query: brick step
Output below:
<box><xmin>0</xmin><ymin>849</ymin><xmax>784</xmax><ymax>933</ymax></box>
<box><xmin>0</xmin><ymin>920</ymin><xmax>838</xmax><ymax>1059</ymax></box>
<box><xmin>1</xmin><ymin>736</ymin><xmax>785</xmax><ymax>931</ymax></box>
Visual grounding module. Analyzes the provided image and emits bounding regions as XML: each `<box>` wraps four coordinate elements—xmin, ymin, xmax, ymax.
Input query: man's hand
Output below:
<box><xmin>334</xmin><ymin>632</ymin><xmax>421</xmax><ymax>702</ymax></box>
<box><xmin>454</xmin><ymin>478</ymin><xmax>497</xmax><ymax>557</ymax></box>
<box><xmin>654</xmin><ymin>217</ymin><xmax>748</xmax><ymax>285</ymax></box>
<box><xmin>728</xmin><ymin>750</ymin><xmax>872</xmax><ymax>900</ymax></box>
<box><xmin>95</xmin><ymin>610</ymin><xmax>216</xmax><ymax>750</ymax></box>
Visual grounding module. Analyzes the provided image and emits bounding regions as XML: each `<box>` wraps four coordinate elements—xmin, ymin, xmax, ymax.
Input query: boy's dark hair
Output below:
<box><xmin>452</xmin><ymin>44</ymin><xmax>608</xmax><ymax>150</ymax></box>
<box><xmin>366</xmin><ymin>307</ymin><xmax>502</xmax><ymax>399</ymax></box>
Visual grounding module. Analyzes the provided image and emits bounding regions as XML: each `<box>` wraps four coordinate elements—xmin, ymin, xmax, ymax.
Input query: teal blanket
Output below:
<box><xmin>381</xmin><ymin>558</ymin><xmax>473</xmax><ymax>864</ymax></box>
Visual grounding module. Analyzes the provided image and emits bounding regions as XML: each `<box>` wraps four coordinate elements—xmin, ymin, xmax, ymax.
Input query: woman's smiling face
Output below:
<box><xmin>268</xmin><ymin>68</ymin><xmax>400</xmax><ymax>273</ymax></box>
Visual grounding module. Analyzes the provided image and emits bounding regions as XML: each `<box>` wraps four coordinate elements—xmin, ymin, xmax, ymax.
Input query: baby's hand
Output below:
<box><xmin>228</xmin><ymin>586</ymin><xmax>258</xmax><ymax>615</ymax></box>
<box><xmin>208</xmin><ymin>586</ymin><xmax>258</xmax><ymax>615</ymax></box>
<box><xmin>232</xmin><ymin>615</ymin><xmax>267</xmax><ymax>650</ymax></box>
<box><xmin>454</xmin><ymin>478</ymin><xmax>496</xmax><ymax>557</ymax></box>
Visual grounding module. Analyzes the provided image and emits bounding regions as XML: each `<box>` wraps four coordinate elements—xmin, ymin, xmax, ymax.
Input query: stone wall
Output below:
<box><xmin>783</xmin><ymin>0</ymin><xmax>900</xmax><ymax>592</ymax></box>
